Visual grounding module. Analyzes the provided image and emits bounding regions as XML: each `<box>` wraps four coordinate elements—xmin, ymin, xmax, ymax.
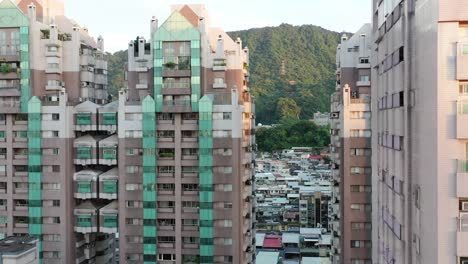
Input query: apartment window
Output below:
<box><xmin>359</xmin><ymin>75</ymin><xmax>369</xmax><ymax>82</ymax></box>
<box><xmin>126</xmin><ymin>166</ymin><xmax>140</xmax><ymax>174</ymax></box>
<box><xmin>350</xmin><ymin>185</ymin><xmax>372</xmax><ymax>193</ymax></box>
<box><xmin>224</xmin><ymin>238</ymin><xmax>233</xmax><ymax>245</ymax></box>
<box><xmin>350</xmin><ymin>240</ymin><xmax>372</xmax><ymax>248</ymax></box>
<box><xmin>350</xmin><ymin>129</ymin><xmax>371</xmax><ymax>138</ymax></box>
<box><xmin>223</xmin><ymin>220</ymin><xmax>232</xmax><ymax>227</ymax></box>
<box><xmin>182</xmin><ymin>237</ymin><xmax>199</xmax><ymax>244</ymax></box>
<box><xmin>158</xmin><ymin>184</ymin><xmax>175</xmax><ymax>191</ymax></box>
<box><xmin>350</xmin><ymin>148</ymin><xmax>371</xmax><ymax>156</ymax></box>
<box><xmin>182</xmin><ymin>148</ymin><xmax>198</xmax><ymax>156</ymax></box>
<box><xmin>183</xmin><ymin>219</ymin><xmax>198</xmax><ymax>226</ymax></box>
<box><xmin>182</xmin><ymin>201</ymin><xmax>199</xmax><ymax>209</ymax></box>
<box><xmin>158</xmin><ymin>236</ymin><xmax>175</xmax><ymax>243</ymax></box>
<box><xmin>126</xmin><ymin>236</ymin><xmax>142</xmax><ymax>243</ymax></box>
<box><xmin>214</xmin><ymin>77</ymin><xmax>224</xmax><ymax>85</ymax></box>
<box><xmin>182</xmin><ymin>184</ymin><xmax>199</xmax><ymax>191</ymax></box>
<box><xmin>158</xmin><ymin>254</ymin><xmax>176</xmax><ymax>261</ymax></box>
<box><xmin>126</xmin><ymin>218</ymin><xmax>141</xmax><ymax>225</ymax></box>
<box><xmin>350</xmin><ymin>111</ymin><xmax>371</xmax><ymax>119</ymax></box>
<box><xmin>158</xmin><ymin>113</ymin><xmax>175</xmax><ymax>120</ymax></box>
<box><xmin>125</xmin><ymin>130</ymin><xmax>142</xmax><ymax>138</ymax></box>
<box><xmin>125</xmin><ymin>113</ymin><xmax>142</xmax><ymax>121</ymax></box>
<box><xmin>224</xmin><ymin>184</ymin><xmax>233</xmax><ymax>192</ymax></box>
<box><xmin>213</xmin><ymin>148</ymin><xmax>232</xmax><ymax>156</ymax></box>
<box><xmin>126</xmin><ymin>201</ymin><xmax>141</xmax><ymax>208</ymax></box>
<box><xmin>126</xmin><ymin>184</ymin><xmax>141</xmax><ymax>191</ymax></box>
<box><xmin>351</xmin><ymin>222</ymin><xmax>372</xmax><ymax>230</ymax></box>
<box><xmin>52</xmin><ymin>200</ymin><xmax>60</xmax><ymax>207</ymax></box>
<box><xmin>213</xmin><ymin>130</ymin><xmax>232</xmax><ymax>138</ymax></box>
<box><xmin>350</xmin><ymin>204</ymin><xmax>371</xmax><ymax>212</ymax></box>
<box><xmin>47</xmin><ymin>80</ymin><xmax>61</xmax><ymax>87</ymax></box>
<box><xmin>43</xmin><ymin>251</ymin><xmax>60</xmax><ymax>259</ymax></box>
<box><xmin>182</xmin><ymin>113</ymin><xmax>197</xmax><ymax>120</ymax></box>
<box><xmin>224</xmin><ymin>202</ymin><xmax>233</xmax><ymax>209</ymax></box>
<box><xmin>125</xmin><ymin>148</ymin><xmax>142</xmax><ymax>156</ymax></box>
<box><xmin>43</xmin><ymin>234</ymin><xmax>61</xmax><ymax>242</ymax></box>
<box><xmin>158</xmin><ymin>201</ymin><xmax>175</xmax><ymax>209</ymax></box>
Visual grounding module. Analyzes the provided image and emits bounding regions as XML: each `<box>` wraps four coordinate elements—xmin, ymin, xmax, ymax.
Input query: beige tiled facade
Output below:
<box><xmin>372</xmin><ymin>0</ymin><xmax>468</xmax><ymax>263</ymax></box>
<box><xmin>330</xmin><ymin>24</ymin><xmax>372</xmax><ymax>264</ymax></box>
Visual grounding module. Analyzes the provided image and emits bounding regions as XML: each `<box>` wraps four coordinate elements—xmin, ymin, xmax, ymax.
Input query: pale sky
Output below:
<box><xmin>65</xmin><ymin>0</ymin><xmax>371</xmax><ymax>53</ymax></box>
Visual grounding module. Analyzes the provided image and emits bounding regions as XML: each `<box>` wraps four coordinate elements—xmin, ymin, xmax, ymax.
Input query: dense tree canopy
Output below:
<box><xmin>256</xmin><ymin>119</ymin><xmax>330</xmax><ymax>152</ymax></box>
<box><xmin>228</xmin><ymin>24</ymin><xmax>340</xmax><ymax>124</ymax></box>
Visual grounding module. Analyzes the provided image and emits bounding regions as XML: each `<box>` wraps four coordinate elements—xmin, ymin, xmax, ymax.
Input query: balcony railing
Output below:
<box><xmin>163</xmin><ymin>81</ymin><xmax>190</xmax><ymax>89</ymax></box>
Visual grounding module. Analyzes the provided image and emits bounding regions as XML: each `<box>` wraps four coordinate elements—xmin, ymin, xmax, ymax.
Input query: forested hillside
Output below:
<box><xmin>107</xmin><ymin>24</ymin><xmax>341</xmax><ymax>124</ymax></box>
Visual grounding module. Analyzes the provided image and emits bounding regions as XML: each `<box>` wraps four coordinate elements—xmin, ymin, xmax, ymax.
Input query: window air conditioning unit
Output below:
<box><xmin>330</xmin><ymin>112</ymin><xmax>339</xmax><ymax>119</ymax></box>
<box><xmin>88</xmin><ymin>66</ymin><xmax>94</xmax><ymax>72</ymax></box>
<box><xmin>81</xmin><ymin>82</ymin><xmax>87</xmax><ymax>88</ymax></box>
<box><xmin>462</xmin><ymin>202</ymin><xmax>468</xmax><ymax>212</ymax></box>
<box><xmin>462</xmin><ymin>260</ymin><xmax>468</xmax><ymax>264</ymax></box>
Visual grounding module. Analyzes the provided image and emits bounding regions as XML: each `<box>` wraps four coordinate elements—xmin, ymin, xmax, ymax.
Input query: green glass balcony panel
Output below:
<box><xmin>77</xmin><ymin>215</ymin><xmax>92</xmax><ymax>227</ymax></box>
<box><xmin>103</xmin><ymin>181</ymin><xmax>117</xmax><ymax>193</ymax></box>
<box><xmin>77</xmin><ymin>148</ymin><xmax>92</xmax><ymax>159</ymax></box>
<box><xmin>17</xmin><ymin>131</ymin><xmax>27</xmax><ymax>138</ymax></box>
<box><xmin>102</xmin><ymin>113</ymin><xmax>117</xmax><ymax>125</ymax></box>
<box><xmin>103</xmin><ymin>215</ymin><xmax>117</xmax><ymax>228</ymax></box>
<box><xmin>77</xmin><ymin>113</ymin><xmax>91</xmax><ymax>125</ymax></box>
<box><xmin>103</xmin><ymin>148</ymin><xmax>117</xmax><ymax>159</ymax></box>
<box><xmin>77</xmin><ymin>182</ymin><xmax>92</xmax><ymax>193</ymax></box>
<box><xmin>0</xmin><ymin>131</ymin><xmax>4</xmax><ymax>138</ymax></box>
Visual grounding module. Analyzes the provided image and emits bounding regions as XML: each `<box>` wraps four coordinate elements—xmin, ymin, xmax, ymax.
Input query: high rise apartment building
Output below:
<box><xmin>1</xmin><ymin>1</ymin><xmax>255</xmax><ymax>264</ymax></box>
<box><xmin>330</xmin><ymin>24</ymin><xmax>372</xmax><ymax>264</ymax></box>
<box><xmin>119</xmin><ymin>5</ymin><xmax>255</xmax><ymax>263</ymax></box>
<box><xmin>0</xmin><ymin>0</ymin><xmax>114</xmax><ymax>263</ymax></box>
<box><xmin>372</xmin><ymin>0</ymin><xmax>468</xmax><ymax>263</ymax></box>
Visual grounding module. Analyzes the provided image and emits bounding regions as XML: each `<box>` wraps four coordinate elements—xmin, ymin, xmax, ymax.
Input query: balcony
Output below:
<box><xmin>0</xmin><ymin>100</ymin><xmax>20</xmax><ymax>113</ymax></box>
<box><xmin>162</xmin><ymin>81</ymin><xmax>191</xmax><ymax>95</ymax></box>
<box><xmin>99</xmin><ymin>168</ymin><xmax>118</xmax><ymax>200</ymax></box>
<box><xmin>458</xmin><ymin>43</ymin><xmax>468</xmax><ymax>80</ymax></box>
<box><xmin>73</xmin><ymin>170</ymin><xmax>100</xmax><ymax>199</ymax></box>
<box><xmin>74</xmin><ymin>111</ymin><xmax>96</xmax><ymax>131</ymax></box>
<box><xmin>74</xmin><ymin>201</ymin><xmax>99</xmax><ymax>233</ymax></box>
<box><xmin>0</xmin><ymin>50</ymin><xmax>20</xmax><ymax>62</ymax></box>
<box><xmin>213</xmin><ymin>59</ymin><xmax>227</xmax><ymax>71</ymax></box>
<box><xmin>213</xmin><ymin>83</ymin><xmax>227</xmax><ymax>89</ymax></box>
<box><xmin>99</xmin><ymin>135</ymin><xmax>118</xmax><ymax>166</ymax></box>
<box><xmin>99</xmin><ymin>201</ymin><xmax>118</xmax><ymax>234</ymax></box>
<box><xmin>162</xmin><ymin>100</ymin><xmax>191</xmax><ymax>112</ymax></box>
<box><xmin>74</xmin><ymin>135</ymin><xmax>99</xmax><ymax>165</ymax></box>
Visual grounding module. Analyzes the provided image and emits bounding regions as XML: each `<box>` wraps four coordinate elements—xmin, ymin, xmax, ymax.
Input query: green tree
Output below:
<box><xmin>256</xmin><ymin>119</ymin><xmax>330</xmax><ymax>152</ymax></box>
<box><xmin>277</xmin><ymin>98</ymin><xmax>301</xmax><ymax>120</ymax></box>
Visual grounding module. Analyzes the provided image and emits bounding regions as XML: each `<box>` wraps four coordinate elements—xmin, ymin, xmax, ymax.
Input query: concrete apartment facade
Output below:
<box><xmin>330</xmin><ymin>24</ymin><xmax>372</xmax><ymax>264</ymax></box>
<box><xmin>0</xmin><ymin>0</ymin><xmax>115</xmax><ymax>263</ymax></box>
<box><xmin>0</xmin><ymin>2</ymin><xmax>255</xmax><ymax>264</ymax></box>
<box><xmin>117</xmin><ymin>5</ymin><xmax>255</xmax><ymax>263</ymax></box>
<box><xmin>372</xmin><ymin>0</ymin><xmax>468</xmax><ymax>263</ymax></box>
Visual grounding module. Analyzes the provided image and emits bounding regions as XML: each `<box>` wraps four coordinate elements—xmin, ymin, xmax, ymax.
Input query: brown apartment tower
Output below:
<box><xmin>330</xmin><ymin>24</ymin><xmax>372</xmax><ymax>264</ymax></box>
<box><xmin>0</xmin><ymin>1</ymin><xmax>255</xmax><ymax>264</ymax></box>
<box><xmin>118</xmin><ymin>4</ymin><xmax>255</xmax><ymax>264</ymax></box>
